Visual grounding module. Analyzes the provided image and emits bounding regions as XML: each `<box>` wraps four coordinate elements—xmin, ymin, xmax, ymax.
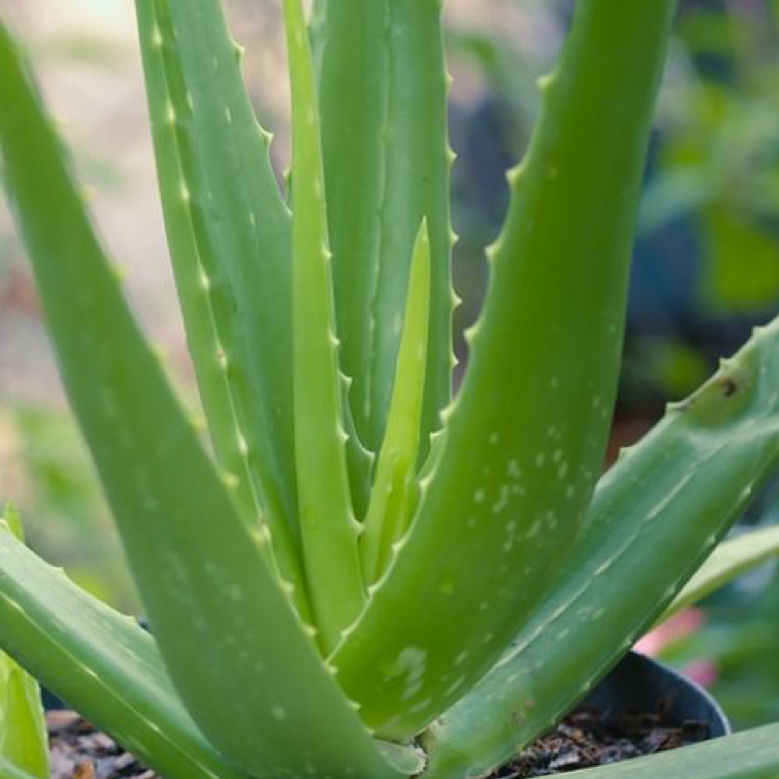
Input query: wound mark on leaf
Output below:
<box><xmin>719</xmin><ymin>377</ymin><xmax>738</xmax><ymax>398</ymax></box>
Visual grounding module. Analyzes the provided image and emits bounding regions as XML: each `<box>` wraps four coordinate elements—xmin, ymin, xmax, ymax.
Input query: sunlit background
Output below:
<box><xmin>1</xmin><ymin>0</ymin><xmax>778</xmax><ymax>731</ymax></box>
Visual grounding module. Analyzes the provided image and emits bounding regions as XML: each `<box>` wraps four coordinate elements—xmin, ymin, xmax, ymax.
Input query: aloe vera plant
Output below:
<box><xmin>0</xmin><ymin>1</ymin><xmax>779</xmax><ymax>777</ymax></box>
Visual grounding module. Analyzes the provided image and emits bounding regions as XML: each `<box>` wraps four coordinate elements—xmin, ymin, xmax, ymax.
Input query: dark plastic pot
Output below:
<box><xmin>582</xmin><ymin>650</ymin><xmax>730</xmax><ymax>737</ymax></box>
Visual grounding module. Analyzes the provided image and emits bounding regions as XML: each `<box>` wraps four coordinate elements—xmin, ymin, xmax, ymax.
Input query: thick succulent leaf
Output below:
<box><xmin>0</xmin><ymin>25</ymin><xmax>411</xmax><ymax>778</ymax></box>
<box><xmin>342</xmin><ymin>390</ymin><xmax>376</xmax><ymax>522</ymax></box>
<box><xmin>0</xmin><ymin>523</ymin><xmax>246</xmax><ymax>779</ymax></box>
<box><xmin>332</xmin><ymin>0</ymin><xmax>675</xmax><ymax>740</ymax></box>
<box><xmin>564</xmin><ymin>723</ymin><xmax>779</xmax><ymax>779</ymax></box>
<box><xmin>135</xmin><ymin>0</ymin><xmax>307</xmax><ymax>611</ymax></box>
<box><xmin>659</xmin><ymin>525</ymin><xmax>779</xmax><ymax>624</ymax></box>
<box><xmin>284</xmin><ymin>0</ymin><xmax>364</xmax><ymax>652</ymax></box>
<box><xmin>313</xmin><ymin>0</ymin><xmax>453</xmax><ymax>458</ymax></box>
<box><xmin>361</xmin><ymin>221</ymin><xmax>431</xmax><ymax>586</ymax></box>
<box><xmin>0</xmin><ymin>508</ymin><xmax>47</xmax><ymax>779</ymax></box>
<box><xmin>0</xmin><ymin>667</ymin><xmax>47</xmax><ymax>779</ymax></box>
<box><xmin>0</xmin><ymin>756</ymin><xmax>38</xmax><ymax>779</ymax></box>
<box><xmin>422</xmin><ymin>318</ymin><xmax>779</xmax><ymax>779</ymax></box>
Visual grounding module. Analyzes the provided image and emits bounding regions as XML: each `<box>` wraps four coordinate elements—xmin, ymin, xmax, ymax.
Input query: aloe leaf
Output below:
<box><xmin>659</xmin><ymin>524</ymin><xmax>779</xmax><ymax>624</ymax></box>
<box><xmin>361</xmin><ymin>220</ymin><xmax>431</xmax><ymax>586</ymax></box>
<box><xmin>332</xmin><ymin>0</ymin><xmax>675</xmax><ymax>740</ymax></box>
<box><xmin>1</xmin><ymin>505</ymin><xmax>24</xmax><ymax>544</ymax></box>
<box><xmin>422</xmin><ymin>318</ymin><xmax>779</xmax><ymax>779</ymax></box>
<box><xmin>0</xmin><ymin>670</ymin><xmax>48</xmax><ymax>779</ymax></box>
<box><xmin>135</xmin><ymin>0</ymin><xmax>308</xmax><ymax>613</ymax></box>
<box><xmin>0</xmin><ymin>24</ymin><xmax>411</xmax><ymax>778</ymax></box>
<box><xmin>0</xmin><ymin>507</ymin><xmax>47</xmax><ymax>779</ymax></box>
<box><xmin>313</xmin><ymin>0</ymin><xmax>452</xmax><ymax>458</ymax></box>
<box><xmin>0</xmin><ymin>522</ymin><xmax>245</xmax><ymax>779</ymax></box>
<box><xmin>343</xmin><ymin>392</ymin><xmax>376</xmax><ymax>522</ymax></box>
<box><xmin>562</xmin><ymin>723</ymin><xmax>779</xmax><ymax>779</ymax></box>
<box><xmin>0</xmin><ymin>756</ymin><xmax>39</xmax><ymax>779</ymax></box>
<box><xmin>284</xmin><ymin>0</ymin><xmax>364</xmax><ymax>652</ymax></box>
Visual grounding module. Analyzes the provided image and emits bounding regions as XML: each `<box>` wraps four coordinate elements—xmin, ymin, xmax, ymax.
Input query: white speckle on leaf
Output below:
<box><xmin>237</xmin><ymin>432</ymin><xmax>248</xmax><ymax>455</ymax></box>
<box><xmin>445</xmin><ymin>678</ymin><xmax>465</xmax><ymax>696</ymax></box>
<box><xmin>492</xmin><ymin>485</ymin><xmax>510</xmax><ymax>514</ymax></box>
<box><xmin>272</xmin><ymin>706</ymin><xmax>287</xmax><ymax>721</ymax></box>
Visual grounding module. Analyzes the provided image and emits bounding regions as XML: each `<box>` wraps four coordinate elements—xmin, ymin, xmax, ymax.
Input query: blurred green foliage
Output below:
<box><xmin>646</xmin><ymin>2</ymin><xmax>779</xmax><ymax>316</ymax></box>
<box><xmin>448</xmin><ymin>0</ymin><xmax>779</xmax><ymax>403</ymax></box>
<box><xmin>2</xmin><ymin>406</ymin><xmax>139</xmax><ymax>613</ymax></box>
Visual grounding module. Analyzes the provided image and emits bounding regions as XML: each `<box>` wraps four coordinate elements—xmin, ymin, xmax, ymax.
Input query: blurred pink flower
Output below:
<box><xmin>635</xmin><ymin>608</ymin><xmax>718</xmax><ymax>687</ymax></box>
<box><xmin>635</xmin><ymin>608</ymin><xmax>704</xmax><ymax>655</ymax></box>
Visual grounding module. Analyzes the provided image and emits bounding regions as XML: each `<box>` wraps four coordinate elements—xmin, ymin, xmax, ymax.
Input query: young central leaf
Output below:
<box><xmin>361</xmin><ymin>220</ymin><xmax>431</xmax><ymax>587</ymax></box>
<box><xmin>284</xmin><ymin>0</ymin><xmax>364</xmax><ymax>652</ymax></box>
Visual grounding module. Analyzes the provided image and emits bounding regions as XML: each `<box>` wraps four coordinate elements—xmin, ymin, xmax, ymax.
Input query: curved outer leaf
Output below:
<box><xmin>136</xmin><ymin>0</ymin><xmax>307</xmax><ymax>613</ymax></box>
<box><xmin>0</xmin><ymin>523</ymin><xmax>247</xmax><ymax>779</ymax></box>
<box><xmin>332</xmin><ymin>0</ymin><xmax>675</xmax><ymax>740</ymax></box>
<box><xmin>0</xmin><ymin>507</ymin><xmax>48</xmax><ymax>779</ymax></box>
<box><xmin>314</xmin><ymin>0</ymin><xmax>453</xmax><ymax>459</ymax></box>
<box><xmin>422</xmin><ymin>318</ymin><xmax>779</xmax><ymax>779</ymax></box>
<box><xmin>659</xmin><ymin>524</ymin><xmax>779</xmax><ymax>624</ymax></box>
<box><xmin>563</xmin><ymin>723</ymin><xmax>779</xmax><ymax>779</ymax></box>
<box><xmin>0</xmin><ymin>24</ymin><xmax>410</xmax><ymax>778</ymax></box>
<box><xmin>284</xmin><ymin>0</ymin><xmax>364</xmax><ymax>653</ymax></box>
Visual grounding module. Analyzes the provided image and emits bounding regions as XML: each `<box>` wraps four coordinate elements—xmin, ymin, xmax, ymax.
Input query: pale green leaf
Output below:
<box><xmin>566</xmin><ymin>723</ymin><xmax>779</xmax><ymax>779</ymax></box>
<box><xmin>361</xmin><ymin>220</ymin><xmax>431</xmax><ymax>586</ymax></box>
<box><xmin>659</xmin><ymin>525</ymin><xmax>779</xmax><ymax>624</ymax></box>
<box><xmin>284</xmin><ymin>0</ymin><xmax>364</xmax><ymax>652</ymax></box>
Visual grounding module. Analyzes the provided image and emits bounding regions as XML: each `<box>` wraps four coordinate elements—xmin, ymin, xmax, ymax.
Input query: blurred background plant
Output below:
<box><xmin>0</xmin><ymin>0</ymin><xmax>777</xmax><ymax>731</ymax></box>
